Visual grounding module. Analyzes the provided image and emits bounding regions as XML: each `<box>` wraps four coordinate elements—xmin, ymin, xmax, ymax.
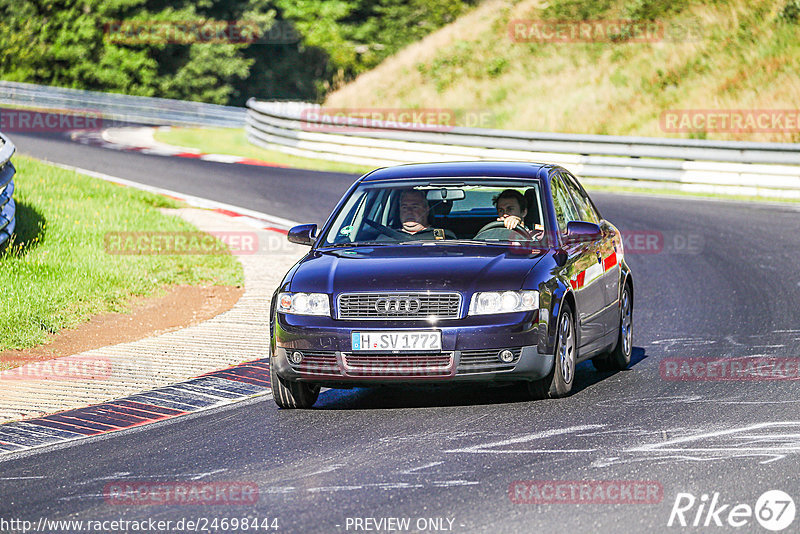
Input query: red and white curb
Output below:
<box><xmin>0</xmin><ymin>361</ymin><xmax>273</xmax><ymax>459</ymax></box>
<box><xmin>70</xmin><ymin>126</ymin><xmax>288</xmax><ymax>168</ymax></box>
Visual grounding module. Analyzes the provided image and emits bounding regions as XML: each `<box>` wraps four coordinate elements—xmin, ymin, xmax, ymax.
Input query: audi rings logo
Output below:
<box><xmin>375</xmin><ymin>297</ymin><xmax>422</xmax><ymax>314</ymax></box>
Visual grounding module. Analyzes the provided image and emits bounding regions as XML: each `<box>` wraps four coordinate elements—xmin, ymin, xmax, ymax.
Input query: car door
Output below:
<box><xmin>563</xmin><ymin>172</ymin><xmax>621</xmax><ymax>337</ymax></box>
<box><xmin>551</xmin><ymin>173</ymin><xmax>606</xmax><ymax>350</ymax></box>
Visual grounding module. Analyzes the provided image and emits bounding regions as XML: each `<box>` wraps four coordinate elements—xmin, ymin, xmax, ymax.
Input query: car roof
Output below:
<box><xmin>359</xmin><ymin>161</ymin><xmax>557</xmax><ymax>182</ymax></box>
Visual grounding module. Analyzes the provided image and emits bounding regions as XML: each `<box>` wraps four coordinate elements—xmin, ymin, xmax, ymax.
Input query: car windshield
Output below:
<box><xmin>319</xmin><ymin>178</ymin><xmax>548</xmax><ymax>247</ymax></box>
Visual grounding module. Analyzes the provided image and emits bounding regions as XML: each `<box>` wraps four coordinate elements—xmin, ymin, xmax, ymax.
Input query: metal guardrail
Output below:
<box><xmin>0</xmin><ymin>81</ymin><xmax>246</xmax><ymax>128</ymax></box>
<box><xmin>246</xmin><ymin>99</ymin><xmax>800</xmax><ymax>198</ymax></box>
<box><xmin>0</xmin><ymin>133</ymin><xmax>16</xmax><ymax>247</ymax></box>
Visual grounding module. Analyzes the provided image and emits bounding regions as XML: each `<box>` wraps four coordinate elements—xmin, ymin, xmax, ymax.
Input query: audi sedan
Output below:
<box><xmin>269</xmin><ymin>162</ymin><xmax>633</xmax><ymax>408</ymax></box>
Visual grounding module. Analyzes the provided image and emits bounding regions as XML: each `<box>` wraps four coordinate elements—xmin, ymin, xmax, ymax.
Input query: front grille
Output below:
<box><xmin>342</xmin><ymin>352</ymin><xmax>454</xmax><ymax>376</ymax></box>
<box><xmin>457</xmin><ymin>348</ymin><xmax>522</xmax><ymax>374</ymax></box>
<box><xmin>337</xmin><ymin>292</ymin><xmax>461</xmax><ymax>320</ymax></box>
<box><xmin>288</xmin><ymin>350</ymin><xmax>341</xmax><ymax>376</ymax></box>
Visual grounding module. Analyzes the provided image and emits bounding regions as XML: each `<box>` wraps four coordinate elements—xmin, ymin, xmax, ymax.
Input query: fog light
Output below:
<box><xmin>498</xmin><ymin>349</ymin><xmax>514</xmax><ymax>363</ymax></box>
<box><xmin>289</xmin><ymin>351</ymin><xmax>304</xmax><ymax>365</ymax></box>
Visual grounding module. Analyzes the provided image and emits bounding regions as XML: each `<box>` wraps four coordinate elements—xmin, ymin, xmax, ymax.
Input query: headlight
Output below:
<box><xmin>469</xmin><ymin>290</ymin><xmax>538</xmax><ymax>315</ymax></box>
<box><xmin>278</xmin><ymin>292</ymin><xmax>330</xmax><ymax>316</ymax></box>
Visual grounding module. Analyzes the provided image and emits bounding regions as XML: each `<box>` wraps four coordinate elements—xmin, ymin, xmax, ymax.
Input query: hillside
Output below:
<box><xmin>325</xmin><ymin>0</ymin><xmax>800</xmax><ymax>142</ymax></box>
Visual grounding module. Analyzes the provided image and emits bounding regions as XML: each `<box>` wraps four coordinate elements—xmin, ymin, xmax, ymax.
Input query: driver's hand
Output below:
<box><xmin>499</xmin><ymin>215</ymin><xmax>523</xmax><ymax>230</ymax></box>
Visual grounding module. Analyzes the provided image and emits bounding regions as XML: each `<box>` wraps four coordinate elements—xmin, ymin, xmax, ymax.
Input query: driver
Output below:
<box><xmin>493</xmin><ymin>189</ymin><xmax>528</xmax><ymax>230</ymax></box>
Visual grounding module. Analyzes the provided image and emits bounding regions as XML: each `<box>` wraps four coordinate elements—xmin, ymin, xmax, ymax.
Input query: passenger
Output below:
<box><xmin>399</xmin><ymin>189</ymin><xmax>431</xmax><ymax>235</ymax></box>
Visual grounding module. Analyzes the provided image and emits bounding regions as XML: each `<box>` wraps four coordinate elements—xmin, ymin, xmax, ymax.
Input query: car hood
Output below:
<box><xmin>289</xmin><ymin>244</ymin><xmax>548</xmax><ymax>294</ymax></box>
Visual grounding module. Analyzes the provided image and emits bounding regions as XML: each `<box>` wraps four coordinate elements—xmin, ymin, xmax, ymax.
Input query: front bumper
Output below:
<box><xmin>272</xmin><ymin>311</ymin><xmax>554</xmax><ymax>385</ymax></box>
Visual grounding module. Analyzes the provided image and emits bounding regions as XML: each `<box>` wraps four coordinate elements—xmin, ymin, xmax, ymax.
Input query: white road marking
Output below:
<box><xmin>307</xmin><ymin>485</ymin><xmax>365</xmax><ymax>493</ymax></box>
<box><xmin>402</xmin><ymin>461</ymin><xmax>443</xmax><ymax>474</ymax></box>
<box><xmin>443</xmin><ymin>424</ymin><xmax>604</xmax><ymax>454</ymax></box>
<box><xmin>369</xmin><ymin>482</ymin><xmax>426</xmax><ymax>490</ymax></box>
<box><xmin>430</xmin><ymin>480</ymin><xmax>480</xmax><ymax>487</ymax></box>
<box><xmin>189</xmin><ymin>468</ymin><xmax>228</xmax><ymax>480</ymax></box>
<box><xmin>306</xmin><ymin>464</ymin><xmax>346</xmax><ymax>476</ymax></box>
<box><xmin>628</xmin><ymin>422</ymin><xmax>800</xmax><ymax>452</ymax></box>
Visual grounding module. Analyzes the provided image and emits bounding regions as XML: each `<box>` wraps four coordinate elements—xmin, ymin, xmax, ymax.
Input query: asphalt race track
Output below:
<box><xmin>3</xmin><ymin>130</ymin><xmax>800</xmax><ymax>533</ymax></box>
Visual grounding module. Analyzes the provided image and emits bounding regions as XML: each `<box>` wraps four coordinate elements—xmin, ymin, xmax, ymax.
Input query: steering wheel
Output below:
<box><xmin>474</xmin><ymin>220</ymin><xmax>536</xmax><ymax>241</ymax></box>
<box><xmin>363</xmin><ymin>218</ymin><xmax>412</xmax><ymax>241</ymax></box>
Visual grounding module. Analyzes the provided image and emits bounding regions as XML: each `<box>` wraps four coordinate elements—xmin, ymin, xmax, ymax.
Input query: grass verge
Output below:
<box><xmin>0</xmin><ymin>155</ymin><xmax>244</xmax><ymax>352</ymax></box>
<box><xmin>154</xmin><ymin>126</ymin><xmax>371</xmax><ymax>175</ymax></box>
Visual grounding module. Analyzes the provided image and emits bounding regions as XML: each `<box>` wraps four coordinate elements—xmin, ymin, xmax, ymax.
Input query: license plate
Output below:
<box><xmin>351</xmin><ymin>331</ymin><xmax>441</xmax><ymax>352</ymax></box>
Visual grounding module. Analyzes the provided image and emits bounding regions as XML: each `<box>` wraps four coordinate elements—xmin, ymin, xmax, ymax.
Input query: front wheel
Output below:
<box><xmin>528</xmin><ymin>302</ymin><xmax>576</xmax><ymax>399</ymax></box>
<box><xmin>270</xmin><ymin>359</ymin><xmax>320</xmax><ymax>409</ymax></box>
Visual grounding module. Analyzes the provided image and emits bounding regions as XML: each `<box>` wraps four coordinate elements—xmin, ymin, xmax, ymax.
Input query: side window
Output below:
<box><xmin>562</xmin><ymin>173</ymin><xmax>600</xmax><ymax>225</ymax></box>
<box><xmin>550</xmin><ymin>175</ymin><xmax>579</xmax><ymax>233</ymax></box>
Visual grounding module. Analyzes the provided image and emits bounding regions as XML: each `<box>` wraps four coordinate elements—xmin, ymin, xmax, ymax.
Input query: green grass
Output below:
<box><xmin>0</xmin><ymin>155</ymin><xmax>244</xmax><ymax>352</ymax></box>
<box><xmin>154</xmin><ymin>127</ymin><xmax>371</xmax><ymax>175</ymax></box>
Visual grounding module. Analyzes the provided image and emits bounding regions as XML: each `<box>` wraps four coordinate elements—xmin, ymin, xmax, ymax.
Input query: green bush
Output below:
<box><xmin>623</xmin><ymin>0</ymin><xmax>690</xmax><ymax>21</ymax></box>
<box><xmin>0</xmin><ymin>0</ymin><xmax>479</xmax><ymax>105</ymax></box>
<box><xmin>542</xmin><ymin>0</ymin><xmax>614</xmax><ymax>20</ymax></box>
<box><xmin>779</xmin><ymin>0</ymin><xmax>800</xmax><ymax>22</ymax></box>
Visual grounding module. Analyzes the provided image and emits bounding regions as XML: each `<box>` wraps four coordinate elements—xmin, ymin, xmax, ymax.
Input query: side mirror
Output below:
<box><xmin>287</xmin><ymin>224</ymin><xmax>317</xmax><ymax>246</ymax></box>
<box><xmin>564</xmin><ymin>221</ymin><xmax>602</xmax><ymax>244</ymax></box>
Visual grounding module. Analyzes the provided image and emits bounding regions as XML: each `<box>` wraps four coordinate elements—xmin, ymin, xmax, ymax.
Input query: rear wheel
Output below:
<box><xmin>591</xmin><ymin>284</ymin><xmax>632</xmax><ymax>371</ymax></box>
<box><xmin>528</xmin><ymin>302</ymin><xmax>576</xmax><ymax>399</ymax></box>
<box><xmin>270</xmin><ymin>358</ymin><xmax>320</xmax><ymax>409</ymax></box>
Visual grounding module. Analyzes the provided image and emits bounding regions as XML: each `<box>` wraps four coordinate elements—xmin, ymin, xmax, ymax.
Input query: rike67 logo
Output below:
<box><xmin>668</xmin><ymin>490</ymin><xmax>796</xmax><ymax>531</ymax></box>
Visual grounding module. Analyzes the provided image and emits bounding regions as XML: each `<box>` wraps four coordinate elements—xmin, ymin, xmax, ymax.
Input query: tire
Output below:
<box><xmin>592</xmin><ymin>284</ymin><xmax>632</xmax><ymax>371</ymax></box>
<box><xmin>270</xmin><ymin>358</ymin><xmax>320</xmax><ymax>409</ymax></box>
<box><xmin>528</xmin><ymin>302</ymin><xmax>576</xmax><ymax>399</ymax></box>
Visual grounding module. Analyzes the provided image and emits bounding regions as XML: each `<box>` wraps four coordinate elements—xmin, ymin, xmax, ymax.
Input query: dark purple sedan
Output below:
<box><xmin>269</xmin><ymin>162</ymin><xmax>633</xmax><ymax>408</ymax></box>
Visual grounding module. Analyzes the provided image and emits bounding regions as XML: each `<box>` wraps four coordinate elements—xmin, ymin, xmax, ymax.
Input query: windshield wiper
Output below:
<box><xmin>432</xmin><ymin>239</ymin><xmax>495</xmax><ymax>245</ymax></box>
<box><xmin>323</xmin><ymin>241</ymin><xmax>393</xmax><ymax>248</ymax></box>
